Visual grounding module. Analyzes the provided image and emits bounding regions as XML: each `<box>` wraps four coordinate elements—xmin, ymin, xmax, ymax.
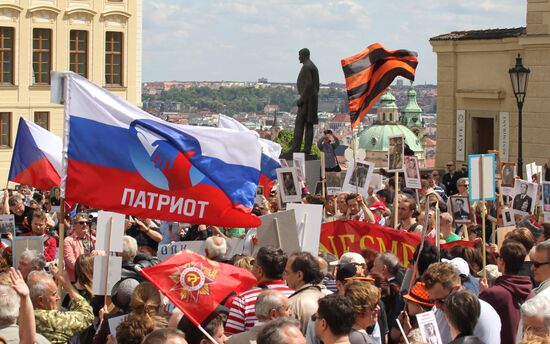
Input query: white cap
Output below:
<box><xmin>329</xmin><ymin>252</ymin><xmax>366</xmax><ymax>266</ymax></box>
<box><xmin>442</xmin><ymin>257</ymin><xmax>470</xmax><ymax>276</ymax></box>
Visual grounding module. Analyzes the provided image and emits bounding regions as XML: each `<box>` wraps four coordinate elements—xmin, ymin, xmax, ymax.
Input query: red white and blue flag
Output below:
<box><xmin>8</xmin><ymin>117</ymin><xmax>62</xmax><ymax>191</ymax></box>
<box><xmin>62</xmin><ymin>72</ymin><xmax>262</xmax><ymax>227</ymax></box>
<box><xmin>218</xmin><ymin>114</ymin><xmax>281</xmax><ymax>197</ymax></box>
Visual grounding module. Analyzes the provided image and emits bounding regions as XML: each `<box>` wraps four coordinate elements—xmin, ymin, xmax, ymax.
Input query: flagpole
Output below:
<box><xmin>480</xmin><ymin>156</ymin><xmax>487</xmax><ymax>280</ymax></box>
<box><xmin>320</xmin><ymin>152</ymin><xmax>326</xmax><ymax>199</ymax></box>
<box><xmin>352</xmin><ymin>130</ymin><xmax>359</xmax><ymax>195</ymax></box>
<box><xmin>393</xmin><ymin>171</ymin><xmax>399</xmax><ymax>228</ymax></box>
<box><xmin>104</xmin><ymin>218</ymin><xmax>113</xmax><ymax>305</ymax></box>
<box><xmin>198</xmin><ymin>324</ymin><xmax>220</xmax><ymax>344</ymax></box>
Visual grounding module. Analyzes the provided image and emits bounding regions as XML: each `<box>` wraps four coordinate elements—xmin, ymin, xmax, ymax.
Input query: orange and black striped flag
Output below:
<box><xmin>341</xmin><ymin>43</ymin><xmax>418</xmax><ymax>128</ymax></box>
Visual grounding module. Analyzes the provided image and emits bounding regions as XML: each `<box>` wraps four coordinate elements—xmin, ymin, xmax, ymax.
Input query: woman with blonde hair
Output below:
<box><xmin>116</xmin><ymin>282</ymin><xmax>168</xmax><ymax>344</ymax></box>
<box><xmin>344</xmin><ymin>280</ymin><xmax>381</xmax><ymax>344</ymax></box>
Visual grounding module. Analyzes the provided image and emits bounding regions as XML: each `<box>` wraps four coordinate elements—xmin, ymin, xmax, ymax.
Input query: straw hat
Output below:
<box><xmin>403</xmin><ymin>281</ymin><xmax>434</xmax><ymax>308</ymax></box>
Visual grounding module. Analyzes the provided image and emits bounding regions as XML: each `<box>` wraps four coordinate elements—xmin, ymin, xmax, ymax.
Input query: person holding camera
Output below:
<box><xmin>317</xmin><ymin>129</ymin><xmax>340</xmax><ymax>172</ymax></box>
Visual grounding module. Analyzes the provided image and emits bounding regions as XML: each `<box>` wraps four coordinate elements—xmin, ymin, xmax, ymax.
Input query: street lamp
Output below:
<box><xmin>508</xmin><ymin>53</ymin><xmax>530</xmax><ymax>179</ymax></box>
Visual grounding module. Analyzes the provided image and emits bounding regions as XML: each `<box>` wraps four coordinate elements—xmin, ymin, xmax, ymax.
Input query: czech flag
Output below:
<box><xmin>8</xmin><ymin>117</ymin><xmax>62</xmax><ymax>191</ymax></box>
<box><xmin>140</xmin><ymin>250</ymin><xmax>257</xmax><ymax>326</ymax></box>
<box><xmin>62</xmin><ymin>72</ymin><xmax>262</xmax><ymax>228</ymax></box>
<box><xmin>218</xmin><ymin>114</ymin><xmax>281</xmax><ymax>198</ymax></box>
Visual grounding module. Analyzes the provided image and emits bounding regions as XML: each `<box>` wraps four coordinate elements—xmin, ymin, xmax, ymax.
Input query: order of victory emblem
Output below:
<box><xmin>170</xmin><ymin>262</ymin><xmax>217</xmax><ymax>302</ymax></box>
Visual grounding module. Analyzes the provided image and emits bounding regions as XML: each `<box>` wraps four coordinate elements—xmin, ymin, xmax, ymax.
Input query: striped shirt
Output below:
<box><xmin>225</xmin><ymin>280</ymin><xmax>294</xmax><ymax>334</ymax></box>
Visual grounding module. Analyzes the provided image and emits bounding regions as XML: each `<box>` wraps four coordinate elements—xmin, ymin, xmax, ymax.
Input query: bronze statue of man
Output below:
<box><xmin>287</xmin><ymin>48</ymin><xmax>319</xmax><ymax>156</ymax></box>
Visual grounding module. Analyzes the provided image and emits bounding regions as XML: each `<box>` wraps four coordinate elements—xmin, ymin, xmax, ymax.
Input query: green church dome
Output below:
<box><xmin>358</xmin><ymin>124</ymin><xmax>423</xmax><ymax>152</ymax></box>
<box><xmin>401</xmin><ymin>85</ymin><xmax>423</xmax><ymax>128</ymax></box>
<box><xmin>377</xmin><ymin>88</ymin><xmax>398</xmax><ymax>110</ymax></box>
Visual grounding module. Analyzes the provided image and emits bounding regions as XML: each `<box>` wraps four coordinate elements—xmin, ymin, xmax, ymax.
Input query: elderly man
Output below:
<box><xmin>227</xmin><ymin>290</ymin><xmax>292</xmax><ymax>344</ymax></box>
<box><xmin>22</xmin><ymin>210</ymin><xmax>57</xmax><ymax>261</ymax></box>
<box><xmin>5</xmin><ymin>193</ymin><xmax>34</xmax><ymax>235</ymax></box>
<box><xmin>226</xmin><ymin>246</ymin><xmax>294</xmax><ymax>334</ymax></box>
<box><xmin>28</xmin><ymin>266</ymin><xmax>94</xmax><ymax>343</ymax></box>
<box><xmin>204</xmin><ymin>236</ymin><xmax>228</xmax><ymax>262</ymax></box>
<box><xmin>284</xmin><ymin>252</ymin><xmax>327</xmax><ymax>333</ymax></box>
<box><xmin>17</xmin><ymin>249</ymin><xmax>46</xmax><ymax>281</ymax></box>
<box><xmin>438</xmin><ymin>212</ymin><xmax>461</xmax><ymax>243</ymax></box>
<box><xmin>257</xmin><ymin>317</ymin><xmax>306</xmax><ymax>344</ymax></box>
<box><xmin>422</xmin><ymin>262</ymin><xmax>501</xmax><ymax>344</ymax></box>
<box><xmin>0</xmin><ymin>268</ymin><xmax>50</xmax><ymax>344</ymax></box>
<box><xmin>63</xmin><ymin>213</ymin><xmax>96</xmax><ymax>282</ymax></box>
<box><xmin>520</xmin><ymin>294</ymin><xmax>550</xmax><ymax>340</ymax></box>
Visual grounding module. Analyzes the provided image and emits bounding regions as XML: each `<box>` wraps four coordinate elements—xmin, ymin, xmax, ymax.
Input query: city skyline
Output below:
<box><xmin>142</xmin><ymin>0</ymin><xmax>525</xmax><ymax>85</ymax></box>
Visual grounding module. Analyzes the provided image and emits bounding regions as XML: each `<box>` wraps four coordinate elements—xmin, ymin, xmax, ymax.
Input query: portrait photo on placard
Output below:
<box><xmin>276</xmin><ymin>167</ymin><xmax>302</xmax><ymax>203</ymax></box>
<box><xmin>502</xmin><ymin>208</ymin><xmax>515</xmax><ymax>226</ymax></box>
<box><xmin>293</xmin><ymin>153</ymin><xmax>306</xmax><ymax>182</ymax></box>
<box><xmin>343</xmin><ymin>160</ymin><xmax>374</xmax><ymax>196</ymax></box>
<box><xmin>500</xmin><ymin>163</ymin><xmax>516</xmax><ymax>188</ymax></box>
<box><xmin>543</xmin><ymin>182</ymin><xmax>550</xmax><ymax>213</ymax></box>
<box><xmin>326</xmin><ymin>171</ymin><xmax>345</xmax><ymax>196</ymax></box>
<box><xmin>404</xmin><ymin>156</ymin><xmax>421</xmax><ymax>189</ymax></box>
<box><xmin>450</xmin><ymin>196</ymin><xmax>471</xmax><ymax>224</ymax></box>
<box><xmin>511</xmin><ymin>179</ymin><xmax>537</xmax><ymax>215</ymax></box>
<box><xmin>0</xmin><ymin>214</ymin><xmax>15</xmax><ymax>235</ymax></box>
<box><xmin>387</xmin><ymin>135</ymin><xmax>404</xmax><ymax>172</ymax></box>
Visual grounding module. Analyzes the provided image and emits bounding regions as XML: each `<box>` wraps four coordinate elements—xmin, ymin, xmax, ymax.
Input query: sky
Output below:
<box><xmin>142</xmin><ymin>0</ymin><xmax>525</xmax><ymax>85</ymax></box>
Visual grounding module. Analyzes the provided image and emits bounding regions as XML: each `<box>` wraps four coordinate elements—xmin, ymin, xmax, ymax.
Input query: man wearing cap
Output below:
<box><xmin>442</xmin><ymin>257</ymin><xmax>480</xmax><ymax>295</ymax></box>
<box><xmin>422</xmin><ymin>262</ymin><xmax>501</xmax><ymax>344</ymax></box>
<box><xmin>330</xmin><ymin>252</ymin><xmax>366</xmax><ymax>277</ymax></box>
<box><xmin>369</xmin><ymin>201</ymin><xmax>387</xmax><ymax>226</ymax></box>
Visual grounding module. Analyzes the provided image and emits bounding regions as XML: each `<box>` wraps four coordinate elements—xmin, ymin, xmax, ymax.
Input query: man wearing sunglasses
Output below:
<box><xmin>63</xmin><ymin>213</ymin><xmax>96</xmax><ymax>282</ymax></box>
<box><xmin>422</xmin><ymin>262</ymin><xmax>501</xmax><ymax>344</ymax></box>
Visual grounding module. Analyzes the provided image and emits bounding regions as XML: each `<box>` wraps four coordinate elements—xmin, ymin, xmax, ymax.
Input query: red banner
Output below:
<box><xmin>320</xmin><ymin>221</ymin><xmax>473</xmax><ymax>266</ymax></box>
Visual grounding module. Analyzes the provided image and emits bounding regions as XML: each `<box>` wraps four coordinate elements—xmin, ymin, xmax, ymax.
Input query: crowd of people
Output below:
<box><xmin>0</xmin><ymin>159</ymin><xmax>549</xmax><ymax>344</ymax></box>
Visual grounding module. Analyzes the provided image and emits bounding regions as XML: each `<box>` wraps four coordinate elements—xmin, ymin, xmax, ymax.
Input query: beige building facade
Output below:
<box><xmin>0</xmin><ymin>0</ymin><xmax>142</xmax><ymax>183</ymax></box>
<box><xmin>430</xmin><ymin>0</ymin><xmax>550</xmax><ymax>171</ymax></box>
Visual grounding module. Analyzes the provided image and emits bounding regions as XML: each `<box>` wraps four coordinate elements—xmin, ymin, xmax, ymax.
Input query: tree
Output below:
<box><xmin>273</xmin><ymin>129</ymin><xmax>320</xmax><ymax>159</ymax></box>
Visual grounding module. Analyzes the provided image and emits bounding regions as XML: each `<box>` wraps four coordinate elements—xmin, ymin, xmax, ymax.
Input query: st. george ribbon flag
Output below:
<box><xmin>8</xmin><ymin>117</ymin><xmax>62</xmax><ymax>191</ymax></box>
<box><xmin>218</xmin><ymin>114</ymin><xmax>281</xmax><ymax>198</ymax></box>
<box><xmin>61</xmin><ymin>72</ymin><xmax>262</xmax><ymax>227</ymax></box>
<box><xmin>341</xmin><ymin>43</ymin><xmax>418</xmax><ymax>128</ymax></box>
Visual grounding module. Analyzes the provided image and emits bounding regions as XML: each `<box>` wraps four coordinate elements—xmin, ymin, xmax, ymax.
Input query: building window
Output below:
<box><xmin>105</xmin><ymin>31</ymin><xmax>123</xmax><ymax>86</ymax></box>
<box><xmin>33</xmin><ymin>28</ymin><xmax>52</xmax><ymax>84</ymax></box>
<box><xmin>70</xmin><ymin>30</ymin><xmax>88</xmax><ymax>78</ymax></box>
<box><xmin>0</xmin><ymin>27</ymin><xmax>14</xmax><ymax>85</ymax></box>
<box><xmin>34</xmin><ymin>112</ymin><xmax>49</xmax><ymax>130</ymax></box>
<box><xmin>0</xmin><ymin>113</ymin><xmax>11</xmax><ymax>148</ymax></box>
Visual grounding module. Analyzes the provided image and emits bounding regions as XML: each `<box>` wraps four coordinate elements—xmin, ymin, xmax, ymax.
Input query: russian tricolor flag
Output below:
<box><xmin>8</xmin><ymin>117</ymin><xmax>62</xmax><ymax>191</ymax></box>
<box><xmin>62</xmin><ymin>73</ymin><xmax>262</xmax><ymax>228</ymax></box>
<box><xmin>218</xmin><ymin>114</ymin><xmax>281</xmax><ymax>197</ymax></box>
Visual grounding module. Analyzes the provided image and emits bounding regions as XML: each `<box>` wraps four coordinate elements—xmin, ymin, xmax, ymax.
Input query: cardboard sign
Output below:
<box><xmin>0</xmin><ymin>214</ymin><xmax>15</xmax><ymax>235</ymax></box>
<box><xmin>326</xmin><ymin>172</ymin><xmax>345</xmax><ymax>196</ymax></box>
<box><xmin>255</xmin><ymin>210</ymin><xmax>300</xmax><ymax>256</ymax></box>
<box><xmin>417</xmin><ymin>311</ymin><xmax>443</xmax><ymax>344</ymax></box>
<box><xmin>468</xmin><ymin>154</ymin><xmax>496</xmax><ymax>202</ymax></box>
<box><xmin>369</xmin><ymin>173</ymin><xmax>383</xmax><ymax>193</ymax></box>
<box><xmin>404</xmin><ymin>156</ymin><xmax>421</xmax><ymax>189</ymax></box>
<box><xmin>343</xmin><ymin>160</ymin><xmax>374</xmax><ymax>198</ymax></box>
<box><xmin>108</xmin><ymin>314</ymin><xmax>128</xmax><ymax>341</ymax></box>
<box><xmin>511</xmin><ymin>179</ymin><xmax>538</xmax><ymax>215</ymax></box>
<box><xmin>12</xmin><ymin>236</ymin><xmax>44</xmax><ymax>267</ymax></box>
<box><xmin>387</xmin><ymin>135</ymin><xmax>404</xmax><ymax>172</ymax></box>
<box><xmin>96</xmin><ymin>211</ymin><xmax>126</xmax><ymax>253</ymax></box>
<box><xmin>293</xmin><ymin>152</ymin><xmax>306</xmax><ymax>182</ymax></box>
<box><xmin>92</xmin><ymin>255</ymin><xmax>122</xmax><ymax>296</ymax></box>
<box><xmin>276</xmin><ymin>168</ymin><xmax>302</xmax><ymax>203</ymax></box>
<box><xmin>158</xmin><ymin>238</ymin><xmax>246</xmax><ymax>261</ymax></box>
<box><xmin>286</xmin><ymin>203</ymin><xmax>323</xmax><ymax>255</ymax></box>
<box><xmin>159</xmin><ymin>221</ymin><xmax>183</xmax><ymax>245</ymax></box>
<box><xmin>543</xmin><ymin>182</ymin><xmax>550</xmax><ymax>213</ymax></box>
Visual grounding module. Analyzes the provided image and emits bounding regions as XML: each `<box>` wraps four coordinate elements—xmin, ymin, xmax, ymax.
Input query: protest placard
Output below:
<box><xmin>388</xmin><ymin>135</ymin><xmax>404</xmax><ymax>172</ymax></box>
<box><xmin>13</xmin><ymin>236</ymin><xmax>44</xmax><ymax>267</ymax></box>
<box><xmin>293</xmin><ymin>152</ymin><xmax>306</xmax><ymax>182</ymax></box>
<box><xmin>343</xmin><ymin>160</ymin><xmax>374</xmax><ymax>197</ymax></box>
<box><xmin>108</xmin><ymin>314</ymin><xmax>128</xmax><ymax>340</ymax></box>
<box><xmin>449</xmin><ymin>196</ymin><xmax>472</xmax><ymax>224</ymax></box>
<box><xmin>254</xmin><ymin>210</ymin><xmax>300</xmax><ymax>256</ymax></box>
<box><xmin>369</xmin><ymin>173</ymin><xmax>383</xmax><ymax>193</ymax></box>
<box><xmin>404</xmin><ymin>156</ymin><xmax>421</xmax><ymax>189</ymax></box>
<box><xmin>0</xmin><ymin>214</ymin><xmax>15</xmax><ymax>235</ymax></box>
<box><xmin>326</xmin><ymin>172</ymin><xmax>344</xmax><ymax>196</ymax></box>
<box><xmin>159</xmin><ymin>221</ymin><xmax>182</xmax><ymax>245</ymax></box>
<box><xmin>92</xmin><ymin>255</ymin><xmax>122</xmax><ymax>296</ymax></box>
<box><xmin>500</xmin><ymin>162</ymin><xmax>516</xmax><ymax>188</ymax></box>
<box><xmin>511</xmin><ymin>179</ymin><xmax>537</xmax><ymax>215</ymax></box>
<box><xmin>96</xmin><ymin>211</ymin><xmax>125</xmax><ymax>253</ymax></box>
<box><xmin>502</xmin><ymin>209</ymin><xmax>514</xmax><ymax>226</ymax></box>
<box><xmin>468</xmin><ymin>154</ymin><xmax>496</xmax><ymax>202</ymax></box>
<box><xmin>417</xmin><ymin>311</ymin><xmax>443</xmax><ymax>344</ymax></box>
<box><xmin>542</xmin><ymin>182</ymin><xmax>550</xmax><ymax>213</ymax></box>
<box><xmin>276</xmin><ymin>167</ymin><xmax>302</xmax><ymax>203</ymax></box>
<box><xmin>158</xmin><ymin>238</ymin><xmax>246</xmax><ymax>261</ymax></box>
<box><xmin>286</xmin><ymin>203</ymin><xmax>323</xmax><ymax>255</ymax></box>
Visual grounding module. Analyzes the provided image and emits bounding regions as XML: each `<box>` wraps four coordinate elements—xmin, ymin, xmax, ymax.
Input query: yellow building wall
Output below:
<box><xmin>0</xmin><ymin>0</ymin><xmax>142</xmax><ymax>186</ymax></box>
<box><xmin>431</xmin><ymin>0</ymin><xmax>550</xmax><ymax>170</ymax></box>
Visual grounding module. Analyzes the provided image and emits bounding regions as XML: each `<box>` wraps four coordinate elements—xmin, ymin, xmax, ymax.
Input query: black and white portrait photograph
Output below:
<box><xmin>387</xmin><ymin>135</ymin><xmax>404</xmax><ymax>172</ymax></box>
<box><xmin>543</xmin><ymin>182</ymin><xmax>550</xmax><ymax>213</ymax></box>
<box><xmin>343</xmin><ymin>160</ymin><xmax>374</xmax><ymax>197</ymax></box>
<box><xmin>404</xmin><ymin>155</ymin><xmax>421</xmax><ymax>189</ymax></box>
<box><xmin>450</xmin><ymin>196</ymin><xmax>471</xmax><ymax>224</ymax></box>
<box><xmin>501</xmin><ymin>163</ymin><xmax>516</xmax><ymax>188</ymax></box>
<box><xmin>511</xmin><ymin>179</ymin><xmax>537</xmax><ymax>214</ymax></box>
<box><xmin>276</xmin><ymin>167</ymin><xmax>302</xmax><ymax>203</ymax></box>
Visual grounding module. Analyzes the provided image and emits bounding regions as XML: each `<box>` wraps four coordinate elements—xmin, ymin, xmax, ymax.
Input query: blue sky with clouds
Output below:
<box><xmin>142</xmin><ymin>0</ymin><xmax>525</xmax><ymax>84</ymax></box>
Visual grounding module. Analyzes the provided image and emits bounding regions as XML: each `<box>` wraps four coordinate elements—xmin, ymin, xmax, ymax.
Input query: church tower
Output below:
<box><xmin>400</xmin><ymin>84</ymin><xmax>424</xmax><ymax>138</ymax></box>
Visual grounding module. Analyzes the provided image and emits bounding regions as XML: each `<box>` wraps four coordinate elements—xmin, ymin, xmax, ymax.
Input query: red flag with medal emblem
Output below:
<box><xmin>140</xmin><ymin>250</ymin><xmax>257</xmax><ymax>326</ymax></box>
